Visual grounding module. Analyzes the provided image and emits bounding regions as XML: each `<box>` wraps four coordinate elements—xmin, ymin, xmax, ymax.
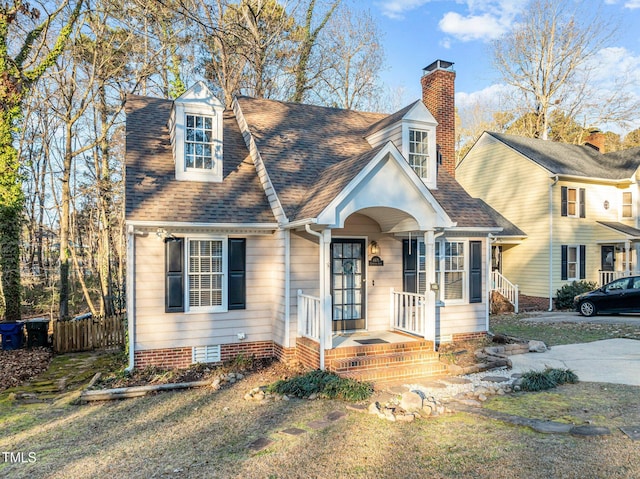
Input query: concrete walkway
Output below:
<box><xmin>509</xmin><ymin>338</ymin><xmax>640</xmax><ymax>386</ymax></box>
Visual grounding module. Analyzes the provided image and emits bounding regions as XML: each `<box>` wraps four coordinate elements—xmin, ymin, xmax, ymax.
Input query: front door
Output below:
<box><xmin>601</xmin><ymin>246</ymin><xmax>615</xmax><ymax>272</ymax></box>
<box><xmin>331</xmin><ymin>239</ymin><xmax>366</xmax><ymax>332</ymax></box>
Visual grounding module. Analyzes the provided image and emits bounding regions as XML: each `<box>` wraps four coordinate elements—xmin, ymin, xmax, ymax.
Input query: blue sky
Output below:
<box><xmin>356</xmin><ymin>0</ymin><xmax>640</xmax><ymax>131</ymax></box>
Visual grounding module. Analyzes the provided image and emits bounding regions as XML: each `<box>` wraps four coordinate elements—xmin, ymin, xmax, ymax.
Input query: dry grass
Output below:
<box><xmin>1</xmin><ymin>362</ymin><xmax>639</xmax><ymax>479</ymax></box>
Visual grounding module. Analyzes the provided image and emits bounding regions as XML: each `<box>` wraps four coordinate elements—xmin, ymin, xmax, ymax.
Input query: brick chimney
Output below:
<box><xmin>421</xmin><ymin>60</ymin><xmax>456</xmax><ymax>176</ymax></box>
<box><xmin>584</xmin><ymin>129</ymin><xmax>605</xmax><ymax>153</ymax></box>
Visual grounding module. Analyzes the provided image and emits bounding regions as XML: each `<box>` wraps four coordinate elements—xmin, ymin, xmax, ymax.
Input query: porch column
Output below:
<box><xmin>424</xmin><ymin>230</ymin><xmax>436</xmax><ymax>342</ymax></box>
<box><xmin>625</xmin><ymin>240</ymin><xmax>631</xmax><ymax>275</ymax></box>
<box><xmin>321</xmin><ymin>229</ymin><xmax>332</xmax><ymax>359</ymax></box>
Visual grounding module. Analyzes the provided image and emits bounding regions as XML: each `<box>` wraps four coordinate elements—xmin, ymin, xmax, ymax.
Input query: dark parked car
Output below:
<box><xmin>574</xmin><ymin>276</ymin><xmax>640</xmax><ymax>316</ymax></box>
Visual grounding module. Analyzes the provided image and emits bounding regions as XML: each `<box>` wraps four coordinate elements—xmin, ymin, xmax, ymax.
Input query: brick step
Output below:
<box><xmin>338</xmin><ymin>361</ymin><xmax>449</xmax><ymax>383</ymax></box>
<box><xmin>328</xmin><ymin>351</ymin><xmax>441</xmax><ymax>373</ymax></box>
<box><xmin>325</xmin><ymin>341</ymin><xmax>436</xmax><ymax>362</ymax></box>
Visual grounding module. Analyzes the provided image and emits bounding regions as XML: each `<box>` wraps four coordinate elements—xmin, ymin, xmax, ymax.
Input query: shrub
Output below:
<box><xmin>520</xmin><ymin>367</ymin><xmax>579</xmax><ymax>391</ymax></box>
<box><xmin>555</xmin><ymin>280</ymin><xmax>597</xmax><ymax>310</ymax></box>
<box><xmin>267</xmin><ymin>369</ymin><xmax>373</xmax><ymax>402</ymax></box>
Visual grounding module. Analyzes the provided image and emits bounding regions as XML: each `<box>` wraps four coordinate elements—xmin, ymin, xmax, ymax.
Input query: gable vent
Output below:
<box><xmin>192</xmin><ymin>345</ymin><xmax>221</xmax><ymax>364</ymax></box>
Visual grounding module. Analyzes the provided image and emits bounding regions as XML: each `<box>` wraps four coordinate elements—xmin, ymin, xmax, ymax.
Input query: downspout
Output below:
<box><xmin>305</xmin><ymin>224</ymin><xmax>326</xmax><ymax>370</ymax></box>
<box><xmin>549</xmin><ymin>175</ymin><xmax>559</xmax><ymax>311</ymax></box>
<box><xmin>284</xmin><ymin>229</ymin><xmax>291</xmax><ymax>348</ymax></box>
<box><xmin>125</xmin><ymin>225</ymin><xmax>136</xmax><ymax>372</ymax></box>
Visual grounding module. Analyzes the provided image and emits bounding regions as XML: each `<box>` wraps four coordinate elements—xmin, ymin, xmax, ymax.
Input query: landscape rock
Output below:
<box><xmin>528</xmin><ymin>340</ymin><xmax>548</xmax><ymax>353</ymax></box>
<box><xmin>400</xmin><ymin>391</ymin><xmax>424</xmax><ymax>412</ymax></box>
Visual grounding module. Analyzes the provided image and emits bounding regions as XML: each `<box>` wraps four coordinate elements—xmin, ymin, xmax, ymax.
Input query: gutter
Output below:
<box><xmin>549</xmin><ymin>175</ymin><xmax>559</xmax><ymax>311</ymax></box>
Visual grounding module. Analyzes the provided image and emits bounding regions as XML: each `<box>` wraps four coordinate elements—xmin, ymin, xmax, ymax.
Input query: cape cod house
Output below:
<box><xmin>457</xmin><ymin>131</ymin><xmax>640</xmax><ymax>312</ymax></box>
<box><xmin>125</xmin><ymin>60</ymin><xmax>503</xmax><ymax>382</ymax></box>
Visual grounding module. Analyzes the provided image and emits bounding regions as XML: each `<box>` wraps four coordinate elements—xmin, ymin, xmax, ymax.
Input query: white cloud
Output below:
<box><xmin>625</xmin><ymin>0</ymin><xmax>640</xmax><ymax>9</ymax></box>
<box><xmin>439</xmin><ymin>12</ymin><xmax>507</xmax><ymax>40</ymax></box>
<box><xmin>438</xmin><ymin>1</ymin><xmax>524</xmax><ymax>42</ymax></box>
<box><xmin>375</xmin><ymin>0</ymin><xmax>432</xmax><ymax>19</ymax></box>
<box><xmin>456</xmin><ymin>83</ymin><xmax>512</xmax><ymax>111</ymax></box>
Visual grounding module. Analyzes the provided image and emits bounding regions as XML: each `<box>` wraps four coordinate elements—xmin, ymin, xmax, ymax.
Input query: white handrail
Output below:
<box><xmin>599</xmin><ymin>270</ymin><xmax>640</xmax><ymax>286</ymax></box>
<box><xmin>390</xmin><ymin>289</ymin><xmax>431</xmax><ymax>339</ymax></box>
<box><xmin>491</xmin><ymin>271</ymin><xmax>519</xmax><ymax>313</ymax></box>
<box><xmin>297</xmin><ymin>290</ymin><xmax>321</xmax><ymax>341</ymax></box>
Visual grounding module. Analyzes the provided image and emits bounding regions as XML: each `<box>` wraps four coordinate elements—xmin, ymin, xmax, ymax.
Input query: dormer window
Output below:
<box><xmin>409</xmin><ymin>129</ymin><xmax>429</xmax><ymax>178</ymax></box>
<box><xmin>185</xmin><ymin>114</ymin><xmax>214</xmax><ymax>170</ymax></box>
<box><xmin>170</xmin><ymin>82</ymin><xmax>224</xmax><ymax>182</ymax></box>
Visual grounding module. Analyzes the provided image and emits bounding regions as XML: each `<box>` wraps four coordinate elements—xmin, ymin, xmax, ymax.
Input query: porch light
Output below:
<box><xmin>369</xmin><ymin>240</ymin><xmax>380</xmax><ymax>256</ymax></box>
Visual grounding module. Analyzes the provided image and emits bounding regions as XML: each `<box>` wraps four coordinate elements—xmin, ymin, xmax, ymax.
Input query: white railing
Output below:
<box><xmin>297</xmin><ymin>290</ymin><xmax>321</xmax><ymax>341</ymax></box>
<box><xmin>390</xmin><ymin>289</ymin><xmax>430</xmax><ymax>339</ymax></box>
<box><xmin>491</xmin><ymin>271</ymin><xmax>519</xmax><ymax>313</ymax></box>
<box><xmin>599</xmin><ymin>270</ymin><xmax>640</xmax><ymax>286</ymax></box>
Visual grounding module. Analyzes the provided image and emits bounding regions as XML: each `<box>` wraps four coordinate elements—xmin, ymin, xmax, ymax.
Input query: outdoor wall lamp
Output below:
<box><xmin>369</xmin><ymin>240</ymin><xmax>380</xmax><ymax>256</ymax></box>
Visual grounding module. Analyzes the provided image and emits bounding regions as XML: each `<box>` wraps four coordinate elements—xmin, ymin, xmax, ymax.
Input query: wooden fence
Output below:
<box><xmin>53</xmin><ymin>314</ymin><xmax>126</xmax><ymax>353</ymax></box>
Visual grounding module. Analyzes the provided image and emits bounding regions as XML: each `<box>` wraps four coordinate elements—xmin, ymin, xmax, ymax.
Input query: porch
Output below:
<box><xmin>296</xmin><ymin>289</ymin><xmax>447</xmax><ymax>382</ymax></box>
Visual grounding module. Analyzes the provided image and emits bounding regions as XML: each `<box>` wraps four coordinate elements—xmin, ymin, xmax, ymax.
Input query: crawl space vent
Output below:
<box><xmin>192</xmin><ymin>345</ymin><xmax>221</xmax><ymax>364</ymax></box>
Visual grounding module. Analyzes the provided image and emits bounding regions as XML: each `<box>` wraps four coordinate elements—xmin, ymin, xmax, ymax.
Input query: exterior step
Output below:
<box><xmin>338</xmin><ymin>362</ymin><xmax>449</xmax><ymax>383</ymax></box>
<box><xmin>328</xmin><ymin>350</ymin><xmax>441</xmax><ymax>373</ymax></box>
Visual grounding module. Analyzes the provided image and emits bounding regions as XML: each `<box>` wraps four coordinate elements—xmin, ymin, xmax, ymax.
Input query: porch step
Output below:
<box><xmin>338</xmin><ymin>361</ymin><xmax>449</xmax><ymax>383</ymax></box>
<box><xmin>328</xmin><ymin>350</ymin><xmax>441</xmax><ymax>373</ymax></box>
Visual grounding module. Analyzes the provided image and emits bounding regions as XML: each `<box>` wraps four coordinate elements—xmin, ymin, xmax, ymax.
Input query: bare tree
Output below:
<box><xmin>311</xmin><ymin>6</ymin><xmax>383</xmax><ymax>110</ymax></box>
<box><xmin>492</xmin><ymin>0</ymin><xmax>618</xmax><ymax>140</ymax></box>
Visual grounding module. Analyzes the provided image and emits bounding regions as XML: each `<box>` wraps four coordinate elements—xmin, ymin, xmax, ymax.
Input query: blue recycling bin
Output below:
<box><xmin>0</xmin><ymin>322</ymin><xmax>24</xmax><ymax>350</ymax></box>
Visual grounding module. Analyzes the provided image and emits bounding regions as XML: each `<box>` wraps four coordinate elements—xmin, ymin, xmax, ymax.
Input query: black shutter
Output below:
<box><xmin>402</xmin><ymin>239</ymin><xmax>417</xmax><ymax>293</ymax></box>
<box><xmin>579</xmin><ymin>245</ymin><xmax>586</xmax><ymax>279</ymax></box>
<box><xmin>228</xmin><ymin>238</ymin><xmax>246</xmax><ymax>310</ymax></box>
<box><xmin>469</xmin><ymin>241</ymin><xmax>482</xmax><ymax>303</ymax></box>
<box><xmin>561</xmin><ymin>245</ymin><xmax>568</xmax><ymax>281</ymax></box>
<box><xmin>579</xmin><ymin>188</ymin><xmax>586</xmax><ymax>218</ymax></box>
<box><xmin>165</xmin><ymin>238</ymin><xmax>184</xmax><ymax>313</ymax></box>
<box><xmin>561</xmin><ymin>186</ymin><xmax>568</xmax><ymax>217</ymax></box>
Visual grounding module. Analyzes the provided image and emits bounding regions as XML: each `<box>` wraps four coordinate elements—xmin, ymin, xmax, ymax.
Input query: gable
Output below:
<box><xmin>316</xmin><ymin>143</ymin><xmax>453</xmax><ymax>231</ymax></box>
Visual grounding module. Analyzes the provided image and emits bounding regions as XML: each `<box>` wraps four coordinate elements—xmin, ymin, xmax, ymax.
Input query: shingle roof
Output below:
<box><xmin>487</xmin><ymin>132</ymin><xmax>640</xmax><ymax>180</ymax></box>
<box><xmin>125</xmin><ymin>95</ymin><xmax>275</xmax><ymax>224</ymax></box>
<box><xmin>597</xmin><ymin>221</ymin><xmax>640</xmax><ymax>237</ymax></box>
<box><xmin>235</xmin><ymin>96</ymin><xmax>387</xmax><ymax>221</ymax></box>
<box><xmin>364</xmin><ymin>100</ymin><xmax>420</xmax><ymax>137</ymax></box>
<box><xmin>431</xmin><ymin>168</ymin><xmax>500</xmax><ymax>228</ymax></box>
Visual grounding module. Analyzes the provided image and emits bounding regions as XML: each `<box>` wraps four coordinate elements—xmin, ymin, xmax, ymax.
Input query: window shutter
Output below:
<box><xmin>228</xmin><ymin>238</ymin><xmax>246</xmax><ymax>310</ymax></box>
<box><xmin>579</xmin><ymin>245</ymin><xmax>586</xmax><ymax>279</ymax></box>
<box><xmin>561</xmin><ymin>187</ymin><xmax>568</xmax><ymax>216</ymax></box>
<box><xmin>165</xmin><ymin>238</ymin><xmax>184</xmax><ymax>313</ymax></box>
<box><xmin>469</xmin><ymin>241</ymin><xmax>482</xmax><ymax>303</ymax></box>
<box><xmin>579</xmin><ymin>188</ymin><xmax>586</xmax><ymax>218</ymax></box>
<box><xmin>402</xmin><ymin>239</ymin><xmax>417</xmax><ymax>293</ymax></box>
<box><xmin>561</xmin><ymin>245</ymin><xmax>568</xmax><ymax>281</ymax></box>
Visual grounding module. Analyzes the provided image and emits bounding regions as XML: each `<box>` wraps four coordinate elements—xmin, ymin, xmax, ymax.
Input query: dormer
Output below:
<box><xmin>365</xmin><ymin>100</ymin><xmax>438</xmax><ymax>189</ymax></box>
<box><xmin>169</xmin><ymin>82</ymin><xmax>224</xmax><ymax>182</ymax></box>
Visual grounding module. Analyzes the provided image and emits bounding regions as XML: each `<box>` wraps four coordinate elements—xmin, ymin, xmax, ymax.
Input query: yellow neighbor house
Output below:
<box><xmin>457</xmin><ymin>131</ymin><xmax>640</xmax><ymax>311</ymax></box>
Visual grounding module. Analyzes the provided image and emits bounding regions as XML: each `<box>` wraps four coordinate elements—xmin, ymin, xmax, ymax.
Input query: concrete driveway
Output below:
<box><xmin>523</xmin><ymin>310</ymin><xmax>640</xmax><ymax>326</ymax></box>
<box><xmin>509</xmin><ymin>338</ymin><xmax>640</xmax><ymax>386</ymax></box>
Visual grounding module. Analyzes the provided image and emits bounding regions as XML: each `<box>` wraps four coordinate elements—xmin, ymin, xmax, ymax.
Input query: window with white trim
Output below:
<box><xmin>567</xmin><ymin>188</ymin><xmax>578</xmax><ymax>216</ymax></box>
<box><xmin>185</xmin><ymin>114</ymin><xmax>214</xmax><ymax>170</ymax></box>
<box><xmin>416</xmin><ymin>239</ymin><xmax>466</xmax><ymax>301</ymax></box>
<box><xmin>567</xmin><ymin>245</ymin><xmax>578</xmax><ymax>280</ymax></box>
<box><xmin>188</xmin><ymin>239</ymin><xmax>224</xmax><ymax>309</ymax></box>
<box><xmin>408</xmin><ymin>129</ymin><xmax>429</xmax><ymax>179</ymax></box>
<box><xmin>622</xmin><ymin>191</ymin><xmax>633</xmax><ymax>218</ymax></box>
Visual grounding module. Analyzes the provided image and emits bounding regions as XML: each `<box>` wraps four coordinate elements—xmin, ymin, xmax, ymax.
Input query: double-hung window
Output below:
<box><xmin>442</xmin><ymin>242</ymin><xmax>465</xmax><ymax>300</ymax></box>
<box><xmin>561</xmin><ymin>245</ymin><xmax>586</xmax><ymax>281</ymax></box>
<box><xmin>622</xmin><ymin>192</ymin><xmax>633</xmax><ymax>218</ymax></box>
<box><xmin>561</xmin><ymin>186</ymin><xmax>585</xmax><ymax>218</ymax></box>
<box><xmin>408</xmin><ymin>129</ymin><xmax>429</xmax><ymax>179</ymax></box>
<box><xmin>185</xmin><ymin>114</ymin><xmax>214</xmax><ymax>171</ymax></box>
<box><xmin>165</xmin><ymin>237</ymin><xmax>246</xmax><ymax>313</ymax></box>
<box><xmin>408</xmin><ymin>240</ymin><xmax>468</xmax><ymax>302</ymax></box>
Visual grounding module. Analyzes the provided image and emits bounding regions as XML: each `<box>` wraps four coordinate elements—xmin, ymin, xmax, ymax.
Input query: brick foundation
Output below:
<box><xmin>452</xmin><ymin>331</ymin><xmax>487</xmax><ymax>342</ymax></box>
<box><xmin>295</xmin><ymin>336</ymin><xmax>321</xmax><ymax>370</ymax></box>
<box><xmin>220</xmin><ymin>341</ymin><xmax>274</xmax><ymax>362</ymax></box>
<box><xmin>519</xmin><ymin>294</ymin><xmax>550</xmax><ymax>312</ymax></box>
<box><xmin>273</xmin><ymin>342</ymin><xmax>297</xmax><ymax>365</ymax></box>
<box><xmin>134</xmin><ymin>347</ymin><xmax>192</xmax><ymax>369</ymax></box>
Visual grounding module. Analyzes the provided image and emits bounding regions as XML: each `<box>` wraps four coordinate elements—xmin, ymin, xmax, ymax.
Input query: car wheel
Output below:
<box><xmin>579</xmin><ymin>300</ymin><xmax>596</xmax><ymax>317</ymax></box>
